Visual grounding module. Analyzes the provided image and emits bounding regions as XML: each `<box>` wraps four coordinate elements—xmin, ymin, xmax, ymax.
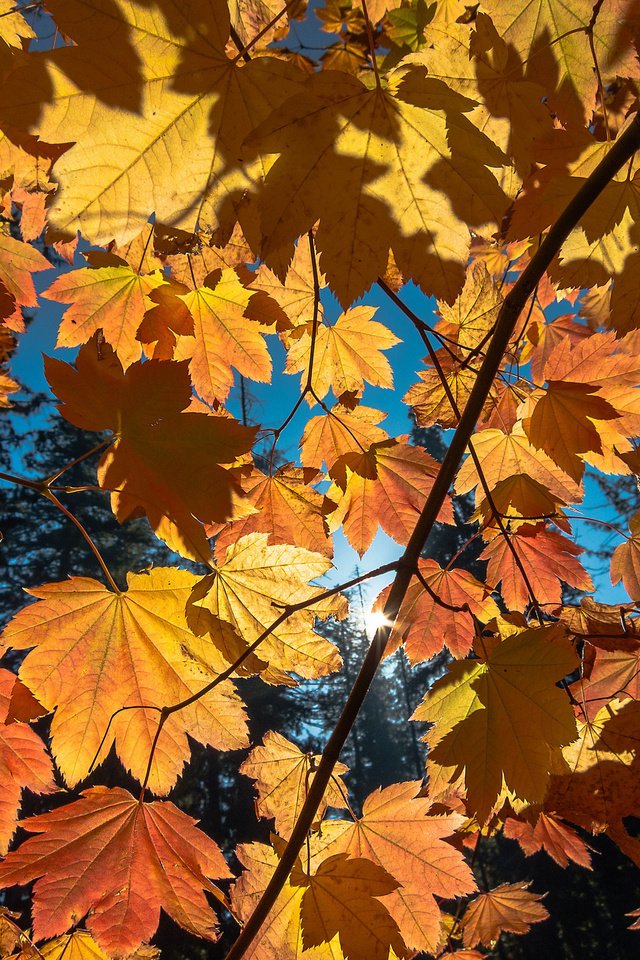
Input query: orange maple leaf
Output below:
<box><xmin>0</xmin><ymin>233</ymin><xmax>51</xmax><ymax>330</ymax></box>
<box><xmin>503</xmin><ymin>813</ymin><xmax>592</xmax><ymax>869</ymax></box>
<box><xmin>0</xmin><ymin>570</ymin><xmax>249</xmax><ymax>794</ymax></box>
<box><xmin>45</xmin><ymin>339</ymin><xmax>256</xmax><ymax>561</ymax></box>
<box><xmin>375</xmin><ymin>559</ymin><xmax>500</xmax><ymax>662</ymax></box>
<box><xmin>480</xmin><ymin>523</ymin><xmax>593</xmax><ymax>610</ymax></box>
<box><xmin>310</xmin><ymin>782</ymin><xmax>477</xmax><ymax>953</ymax></box>
<box><xmin>611</xmin><ymin>511</ymin><xmax>640</xmax><ymax>600</ymax></box>
<box><xmin>461</xmin><ymin>882</ymin><xmax>549</xmax><ymax>947</ymax></box>
<box><xmin>326</xmin><ymin>439</ymin><xmax>454</xmax><ymax>556</ymax></box>
<box><xmin>0</xmin><ymin>786</ymin><xmax>231</xmax><ymax>956</ymax></box>
<box><xmin>211</xmin><ymin>465</ymin><xmax>332</xmax><ymax>558</ymax></box>
<box><xmin>0</xmin><ymin>669</ymin><xmax>56</xmax><ymax>855</ymax></box>
<box><xmin>300</xmin><ymin>404</ymin><xmax>388</xmax><ymax>473</ymax></box>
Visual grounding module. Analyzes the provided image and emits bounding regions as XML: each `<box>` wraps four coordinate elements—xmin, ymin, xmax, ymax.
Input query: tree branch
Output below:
<box><xmin>224</xmin><ymin>112</ymin><xmax>640</xmax><ymax>960</ymax></box>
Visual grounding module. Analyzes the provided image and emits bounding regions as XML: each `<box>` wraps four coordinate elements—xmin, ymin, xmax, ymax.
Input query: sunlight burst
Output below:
<box><xmin>364</xmin><ymin>608</ymin><xmax>392</xmax><ymax>637</ymax></box>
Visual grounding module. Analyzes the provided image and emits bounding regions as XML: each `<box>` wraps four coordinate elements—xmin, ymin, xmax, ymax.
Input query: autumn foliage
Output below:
<box><xmin>1</xmin><ymin>0</ymin><xmax>640</xmax><ymax>958</ymax></box>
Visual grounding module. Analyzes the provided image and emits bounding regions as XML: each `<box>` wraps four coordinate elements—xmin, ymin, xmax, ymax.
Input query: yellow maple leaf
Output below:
<box><xmin>188</xmin><ymin>533</ymin><xmax>347</xmax><ymax>683</ymax></box>
<box><xmin>0</xmin><ymin>0</ymin><xmax>35</xmax><ymax>49</ymax></box>
<box><xmin>29</xmin><ymin>931</ymin><xmax>158</xmax><ymax>960</ymax></box>
<box><xmin>231</xmin><ymin>843</ymin><xmax>344</xmax><ymax>960</ymax></box>
<box><xmin>286</xmin><ymin>306</ymin><xmax>400</xmax><ymax>401</ymax></box>
<box><xmin>0</xmin><ymin>0</ymin><xmax>305</xmax><ymax>243</ymax></box>
<box><xmin>0</xmin><ymin>569</ymin><xmax>249</xmax><ymax>794</ymax></box>
<box><xmin>295</xmin><ymin>854</ymin><xmax>406</xmax><ymax>960</ymax></box>
<box><xmin>240</xmin><ymin>731</ymin><xmax>348</xmax><ymax>838</ymax></box>
<box><xmin>414</xmin><ymin>626</ymin><xmax>578</xmax><ymax>821</ymax></box>
<box><xmin>479</xmin><ymin>0</ymin><xmax>639</xmax><ymax>125</ymax></box>
<box><xmin>415</xmin><ymin>14</ymin><xmax>553</xmax><ymax>177</ymax></box>
<box><xmin>248</xmin><ymin>231</ymin><xmax>326</xmax><ymax>333</ymax></box>
<box><xmin>43</xmin><ymin>265</ymin><xmax>166</xmax><ymax>369</ymax></box>
<box><xmin>245</xmin><ymin>63</ymin><xmax>509</xmax><ymax>305</ymax></box>
<box><xmin>175</xmin><ymin>267</ymin><xmax>272</xmax><ymax>404</ymax></box>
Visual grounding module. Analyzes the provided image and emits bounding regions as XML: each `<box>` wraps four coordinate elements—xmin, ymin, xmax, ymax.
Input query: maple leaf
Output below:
<box><xmin>561</xmin><ymin>596</ymin><xmax>640</xmax><ymax>652</ymax></box>
<box><xmin>521</xmin><ymin>314</ymin><xmax>592</xmax><ymax>386</ymax></box>
<box><xmin>245</xmin><ymin>63</ymin><xmax>509</xmax><ymax>305</ymax></box>
<box><xmin>522</xmin><ymin>381</ymin><xmax>619</xmax><ymax>482</ymax></box>
<box><xmin>28</xmin><ymin>931</ymin><xmax>159</xmax><ymax>960</ymax></box>
<box><xmin>0</xmin><ymin>232</ymin><xmax>51</xmax><ymax>330</ymax></box>
<box><xmin>480</xmin><ymin>523</ymin><xmax>593</xmax><ymax>610</ymax></box>
<box><xmin>0</xmin><ymin>669</ymin><xmax>56</xmax><ymax>855</ymax></box>
<box><xmin>175</xmin><ymin>267</ymin><xmax>273</xmax><ymax>404</ymax></box>
<box><xmin>434</xmin><ymin>261</ymin><xmax>502</xmax><ymax>353</ymax></box>
<box><xmin>414</xmin><ymin>626</ymin><xmax>578</xmax><ymax>820</ymax></box>
<box><xmin>326</xmin><ymin>439</ymin><xmax>454</xmax><ymax>556</ymax></box>
<box><xmin>136</xmin><ymin>277</ymin><xmax>195</xmax><ymax>359</ymax></box>
<box><xmin>294</xmin><ymin>854</ymin><xmax>407</xmax><ymax>960</ymax></box>
<box><xmin>611</xmin><ymin>511</ymin><xmax>640</xmax><ymax>600</ymax></box>
<box><xmin>0</xmin><ymin>0</ymin><xmax>306</xmax><ymax>244</ymax></box>
<box><xmin>0</xmin><ymin>786</ymin><xmax>231</xmax><ymax>955</ymax></box>
<box><xmin>503</xmin><ymin>813</ymin><xmax>593</xmax><ymax>869</ymax></box>
<box><xmin>417</xmin><ymin>14</ymin><xmax>553</xmax><ymax>179</ymax></box>
<box><xmin>240</xmin><ymin>731</ymin><xmax>348</xmax><ymax>839</ymax></box>
<box><xmin>572</xmin><ymin>639</ymin><xmax>640</xmax><ymax>719</ymax></box>
<box><xmin>0</xmin><ymin>0</ymin><xmax>35</xmax><ymax>48</ymax></box>
<box><xmin>454</xmin><ymin>423</ymin><xmax>582</xmax><ymax>506</ymax></box>
<box><xmin>299</xmin><ymin>404</ymin><xmax>388</xmax><ymax>473</ymax></box>
<box><xmin>45</xmin><ymin>339</ymin><xmax>256</xmax><ymax>561</ymax></box>
<box><xmin>1</xmin><ymin>569</ymin><xmax>249</xmax><ymax>793</ymax></box>
<box><xmin>508</xmin><ymin>128</ymin><xmax>640</xmax><ymax>288</ymax></box>
<box><xmin>479</xmin><ymin>0</ymin><xmax>638</xmax><ymax>125</ymax></box>
<box><xmin>188</xmin><ymin>533</ymin><xmax>346</xmax><ymax>683</ymax></box>
<box><xmin>404</xmin><ymin>356</ymin><xmax>489</xmax><ymax>430</ymax></box>
<box><xmin>248</xmin><ymin>239</ymin><xmax>326</xmax><ymax>332</ymax></box>
<box><xmin>310</xmin><ymin>782</ymin><xmax>477</xmax><ymax>953</ymax></box>
<box><xmin>211</xmin><ymin>465</ymin><xmax>332</xmax><ymax>558</ymax></box>
<box><xmin>43</xmin><ymin>265</ymin><xmax>167</xmax><ymax>369</ymax></box>
<box><xmin>461</xmin><ymin>882</ymin><xmax>549</xmax><ymax>947</ymax></box>
<box><xmin>545</xmin><ymin>699</ymin><xmax>640</xmax><ymax>862</ymax></box>
<box><xmin>285</xmin><ymin>307</ymin><xmax>400</xmax><ymax>401</ymax></box>
<box><xmin>231</xmin><ymin>842</ymin><xmax>344</xmax><ymax>960</ymax></box>
<box><xmin>471</xmin><ymin>474</ymin><xmax>569</xmax><ymax>532</ymax></box>
<box><xmin>0</xmin><ymin>368</ymin><xmax>18</xmax><ymax>408</ymax></box>
<box><xmin>375</xmin><ymin>559</ymin><xmax>500</xmax><ymax>662</ymax></box>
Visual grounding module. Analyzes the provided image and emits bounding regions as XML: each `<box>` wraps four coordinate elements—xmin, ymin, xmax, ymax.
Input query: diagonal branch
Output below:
<box><xmin>224</xmin><ymin>112</ymin><xmax>640</xmax><ymax>960</ymax></box>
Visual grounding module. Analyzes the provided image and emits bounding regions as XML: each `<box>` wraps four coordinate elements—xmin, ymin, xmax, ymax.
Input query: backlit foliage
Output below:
<box><xmin>1</xmin><ymin>0</ymin><xmax>640</xmax><ymax>958</ymax></box>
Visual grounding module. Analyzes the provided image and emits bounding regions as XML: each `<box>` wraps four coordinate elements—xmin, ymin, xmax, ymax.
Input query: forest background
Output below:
<box><xmin>1</xmin><ymin>1</ymin><xmax>640</xmax><ymax>960</ymax></box>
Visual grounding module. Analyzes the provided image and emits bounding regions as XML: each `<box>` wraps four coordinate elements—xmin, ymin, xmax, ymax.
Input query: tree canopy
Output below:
<box><xmin>1</xmin><ymin>1</ymin><xmax>640</xmax><ymax>959</ymax></box>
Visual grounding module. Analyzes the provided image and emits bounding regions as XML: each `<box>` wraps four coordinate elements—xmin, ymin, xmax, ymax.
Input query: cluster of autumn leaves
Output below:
<box><xmin>1</xmin><ymin>0</ymin><xmax>640</xmax><ymax>958</ymax></box>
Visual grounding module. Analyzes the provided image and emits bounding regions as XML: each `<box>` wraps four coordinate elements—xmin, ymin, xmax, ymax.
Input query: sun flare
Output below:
<box><xmin>364</xmin><ymin>608</ymin><xmax>392</xmax><ymax>637</ymax></box>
